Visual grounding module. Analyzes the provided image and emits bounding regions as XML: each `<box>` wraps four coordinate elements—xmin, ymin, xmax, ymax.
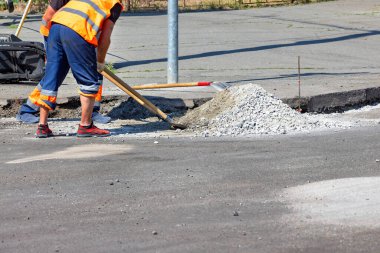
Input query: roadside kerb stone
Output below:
<box><xmin>2</xmin><ymin>87</ymin><xmax>380</xmax><ymax>118</ymax></box>
<box><xmin>283</xmin><ymin>87</ymin><xmax>380</xmax><ymax>113</ymax></box>
<box><xmin>365</xmin><ymin>87</ymin><xmax>380</xmax><ymax>102</ymax></box>
<box><xmin>308</xmin><ymin>89</ymin><xmax>366</xmax><ymax>113</ymax></box>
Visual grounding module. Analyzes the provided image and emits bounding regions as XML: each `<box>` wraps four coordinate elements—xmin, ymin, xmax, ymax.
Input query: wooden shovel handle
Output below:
<box><xmin>15</xmin><ymin>0</ymin><xmax>33</xmax><ymax>37</ymax></box>
<box><xmin>132</xmin><ymin>82</ymin><xmax>211</xmax><ymax>90</ymax></box>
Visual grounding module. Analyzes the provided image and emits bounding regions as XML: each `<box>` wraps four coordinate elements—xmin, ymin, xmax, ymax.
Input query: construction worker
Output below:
<box><xmin>31</xmin><ymin>0</ymin><xmax>122</xmax><ymax>137</ymax></box>
<box><xmin>16</xmin><ymin>0</ymin><xmax>111</xmax><ymax>124</ymax></box>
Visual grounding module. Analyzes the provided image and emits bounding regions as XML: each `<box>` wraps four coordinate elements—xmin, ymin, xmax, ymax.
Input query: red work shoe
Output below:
<box><xmin>36</xmin><ymin>124</ymin><xmax>53</xmax><ymax>138</ymax></box>
<box><xmin>77</xmin><ymin>122</ymin><xmax>110</xmax><ymax>137</ymax></box>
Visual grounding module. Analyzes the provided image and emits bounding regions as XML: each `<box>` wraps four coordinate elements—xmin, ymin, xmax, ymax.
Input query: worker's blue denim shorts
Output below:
<box><xmin>37</xmin><ymin>23</ymin><xmax>99</xmax><ymax>110</ymax></box>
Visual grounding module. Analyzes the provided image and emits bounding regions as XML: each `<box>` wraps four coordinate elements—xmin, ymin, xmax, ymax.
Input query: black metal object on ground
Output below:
<box><xmin>0</xmin><ymin>34</ymin><xmax>46</xmax><ymax>83</ymax></box>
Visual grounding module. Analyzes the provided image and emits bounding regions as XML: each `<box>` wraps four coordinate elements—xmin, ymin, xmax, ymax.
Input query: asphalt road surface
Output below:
<box><xmin>1</xmin><ymin>0</ymin><xmax>380</xmax><ymax>252</ymax></box>
<box><xmin>0</xmin><ymin>123</ymin><xmax>379</xmax><ymax>253</ymax></box>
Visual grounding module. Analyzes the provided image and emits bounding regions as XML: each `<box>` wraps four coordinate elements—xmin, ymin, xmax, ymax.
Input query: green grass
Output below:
<box><xmin>105</xmin><ymin>62</ymin><xmax>116</xmax><ymax>73</ymax></box>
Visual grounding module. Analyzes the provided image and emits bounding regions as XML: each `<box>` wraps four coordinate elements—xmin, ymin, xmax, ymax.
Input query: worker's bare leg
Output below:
<box><xmin>36</xmin><ymin>105</ymin><xmax>53</xmax><ymax>138</ymax></box>
<box><xmin>39</xmin><ymin>106</ymin><xmax>49</xmax><ymax>125</ymax></box>
<box><xmin>80</xmin><ymin>95</ymin><xmax>95</xmax><ymax>126</ymax></box>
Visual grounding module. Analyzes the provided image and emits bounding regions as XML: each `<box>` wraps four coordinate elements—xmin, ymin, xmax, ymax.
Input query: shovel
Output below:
<box><xmin>132</xmin><ymin>81</ymin><xmax>231</xmax><ymax>91</ymax></box>
<box><xmin>100</xmin><ymin>68</ymin><xmax>187</xmax><ymax>130</ymax></box>
<box><xmin>14</xmin><ymin>0</ymin><xmax>33</xmax><ymax>37</ymax></box>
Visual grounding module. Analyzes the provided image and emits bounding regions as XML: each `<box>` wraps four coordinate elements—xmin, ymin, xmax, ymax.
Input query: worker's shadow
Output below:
<box><xmin>50</xmin><ymin>117</ymin><xmax>172</xmax><ymax>135</ymax></box>
<box><xmin>110</xmin><ymin>120</ymin><xmax>172</xmax><ymax>135</ymax></box>
<box><xmin>51</xmin><ymin>117</ymin><xmax>173</xmax><ymax>135</ymax></box>
<box><xmin>0</xmin><ymin>15</ymin><xmax>42</xmax><ymax>26</ymax></box>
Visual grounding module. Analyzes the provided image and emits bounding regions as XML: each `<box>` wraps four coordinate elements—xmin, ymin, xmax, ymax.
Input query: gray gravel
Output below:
<box><xmin>185</xmin><ymin>83</ymin><xmax>359</xmax><ymax>137</ymax></box>
<box><xmin>2</xmin><ymin>86</ymin><xmax>380</xmax><ymax>139</ymax></box>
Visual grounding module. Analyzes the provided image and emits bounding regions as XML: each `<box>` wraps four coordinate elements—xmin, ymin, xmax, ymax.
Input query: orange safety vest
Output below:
<box><xmin>51</xmin><ymin>0</ymin><xmax>121</xmax><ymax>46</ymax></box>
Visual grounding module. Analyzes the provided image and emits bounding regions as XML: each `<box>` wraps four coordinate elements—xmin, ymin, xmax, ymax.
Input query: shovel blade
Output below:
<box><xmin>165</xmin><ymin>115</ymin><xmax>187</xmax><ymax>130</ymax></box>
<box><xmin>170</xmin><ymin>123</ymin><xmax>187</xmax><ymax>130</ymax></box>
<box><xmin>211</xmin><ymin>82</ymin><xmax>232</xmax><ymax>91</ymax></box>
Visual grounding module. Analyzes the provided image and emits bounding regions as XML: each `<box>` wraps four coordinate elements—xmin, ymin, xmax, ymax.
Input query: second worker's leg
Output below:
<box><xmin>92</xmin><ymin>74</ymin><xmax>111</xmax><ymax>124</ymax></box>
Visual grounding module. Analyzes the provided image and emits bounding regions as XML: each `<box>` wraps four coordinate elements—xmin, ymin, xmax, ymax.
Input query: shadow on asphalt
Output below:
<box><xmin>119</xmin><ymin>9</ymin><xmax>230</xmax><ymax>17</ymax></box>
<box><xmin>253</xmin><ymin>14</ymin><xmax>374</xmax><ymax>33</ymax></box>
<box><xmin>110</xmin><ymin>121</ymin><xmax>171</xmax><ymax>135</ymax></box>
<box><xmin>0</xmin><ymin>81</ymin><xmax>39</xmax><ymax>86</ymax></box>
<box><xmin>232</xmin><ymin>71</ymin><xmax>370</xmax><ymax>83</ymax></box>
<box><xmin>0</xmin><ymin>16</ymin><xmax>42</xmax><ymax>26</ymax></box>
<box><xmin>114</xmin><ymin>30</ymin><xmax>380</xmax><ymax>69</ymax></box>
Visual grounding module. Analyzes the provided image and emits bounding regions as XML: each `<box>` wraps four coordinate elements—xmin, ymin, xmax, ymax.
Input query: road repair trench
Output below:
<box><xmin>1</xmin><ymin>83</ymin><xmax>380</xmax><ymax>138</ymax></box>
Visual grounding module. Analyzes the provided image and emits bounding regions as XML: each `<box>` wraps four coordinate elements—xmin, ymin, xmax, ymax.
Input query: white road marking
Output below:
<box><xmin>6</xmin><ymin>144</ymin><xmax>133</xmax><ymax>164</ymax></box>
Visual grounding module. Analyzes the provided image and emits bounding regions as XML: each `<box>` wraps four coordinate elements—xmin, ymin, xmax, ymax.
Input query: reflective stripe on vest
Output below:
<box><xmin>76</xmin><ymin>0</ymin><xmax>107</xmax><ymax>18</ymax></box>
<box><xmin>59</xmin><ymin>7</ymin><xmax>101</xmax><ymax>34</ymax></box>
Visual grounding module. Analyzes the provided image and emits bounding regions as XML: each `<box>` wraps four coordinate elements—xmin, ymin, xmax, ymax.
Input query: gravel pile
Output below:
<box><xmin>5</xmin><ymin>83</ymin><xmax>378</xmax><ymax>139</ymax></box>
<box><xmin>179</xmin><ymin>83</ymin><xmax>354</xmax><ymax>137</ymax></box>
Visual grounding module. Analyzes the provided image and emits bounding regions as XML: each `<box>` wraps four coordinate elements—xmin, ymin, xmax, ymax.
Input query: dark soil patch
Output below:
<box><xmin>0</xmin><ymin>95</ymin><xmax>192</xmax><ymax>120</ymax></box>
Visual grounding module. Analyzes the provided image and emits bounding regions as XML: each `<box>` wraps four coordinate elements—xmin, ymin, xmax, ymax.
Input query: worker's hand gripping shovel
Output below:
<box><xmin>100</xmin><ymin>68</ymin><xmax>187</xmax><ymax>130</ymax></box>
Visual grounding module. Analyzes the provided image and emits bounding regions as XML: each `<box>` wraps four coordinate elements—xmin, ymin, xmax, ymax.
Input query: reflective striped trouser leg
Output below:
<box><xmin>18</xmin><ymin>84</ymin><xmax>42</xmax><ymax>115</ymax></box>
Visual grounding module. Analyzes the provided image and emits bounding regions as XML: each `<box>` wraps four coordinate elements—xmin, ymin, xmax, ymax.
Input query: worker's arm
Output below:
<box><xmin>43</xmin><ymin>5</ymin><xmax>56</xmax><ymax>21</ymax></box>
<box><xmin>96</xmin><ymin>3</ymin><xmax>122</xmax><ymax>70</ymax></box>
<box><xmin>97</xmin><ymin>19</ymin><xmax>115</xmax><ymax>64</ymax></box>
<box><xmin>40</xmin><ymin>0</ymin><xmax>69</xmax><ymax>36</ymax></box>
<box><xmin>46</xmin><ymin>0</ymin><xmax>70</xmax><ymax>19</ymax></box>
<box><xmin>40</xmin><ymin>5</ymin><xmax>56</xmax><ymax>35</ymax></box>
<box><xmin>50</xmin><ymin>0</ymin><xmax>70</xmax><ymax>10</ymax></box>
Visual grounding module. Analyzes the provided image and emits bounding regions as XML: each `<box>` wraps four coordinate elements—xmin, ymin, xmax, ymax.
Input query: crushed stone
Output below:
<box><xmin>1</xmin><ymin>83</ymin><xmax>380</xmax><ymax>138</ymax></box>
<box><xmin>178</xmin><ymin>83</ymin><xmax>369</xmax><ymax>137</ymax></box>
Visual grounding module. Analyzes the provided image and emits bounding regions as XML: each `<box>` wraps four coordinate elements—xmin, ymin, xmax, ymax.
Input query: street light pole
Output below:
<box><xmin>167</xmin><ymin>0</ymin><xmax>178</xmax><ymax>83</ymax></box>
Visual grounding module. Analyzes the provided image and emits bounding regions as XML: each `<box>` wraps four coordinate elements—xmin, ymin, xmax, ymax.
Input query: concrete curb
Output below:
<box><xmin>97</xmin><ymin>86</ymin><xmax>380</xmax><ymax>114</ymax></box>
<box><xmin>1</xmin><ymin>87</ymin><xmax>380</xmax><ymax>117</ymax></box>
<box><xmin>282</xmin><ymin>87</ymin><xmax>380</xmax><ymax>113</ymax></box>
<box><xmin>182</xmin><ymin>86</ymin><xmax>380</xmax><ymax>113</ymax></box>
